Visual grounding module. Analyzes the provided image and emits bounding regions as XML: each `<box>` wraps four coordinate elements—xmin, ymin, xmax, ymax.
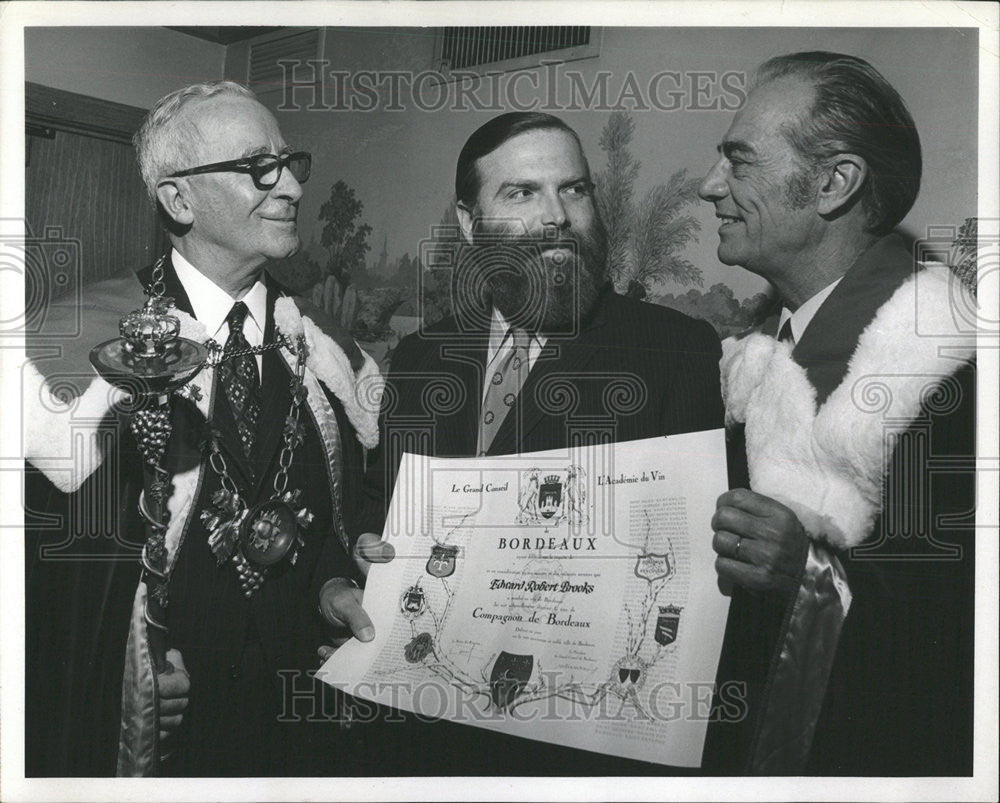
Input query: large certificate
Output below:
<box><xmin>318</xmin><ymin>430</ymin><xmax>731</xmax><ymax>768</ymax></box>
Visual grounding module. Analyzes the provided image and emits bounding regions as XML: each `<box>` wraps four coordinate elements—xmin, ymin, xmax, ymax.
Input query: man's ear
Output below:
<box><xmin>155</xmin><ymin>179</ymin><xmax>195</xmax><ymax>227</ymax></box>
<box><xmin>817</xmin><ymin>155</ymin><xmax>868</xmax><ymax>216</ymax></box>
<box><xmin>455</xmin><ymin>201</ymin><xmax>476</xmax><ymax>245</ymax></box>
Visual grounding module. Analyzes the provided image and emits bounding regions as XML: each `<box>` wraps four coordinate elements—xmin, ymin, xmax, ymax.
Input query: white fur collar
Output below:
<box><xmin>272</xmin><ymin>297</ymin><xmax>381</xmax><ymax>450</ymax></box>
<box><xmin>721</xmin><ymin>264</ymin><xmax>976</xmax><ymax>549</ymax></box>
<box><xmin>24</xmin><ymin>295</ymin><xmax>381</xmax><ymax>492</ymax></box>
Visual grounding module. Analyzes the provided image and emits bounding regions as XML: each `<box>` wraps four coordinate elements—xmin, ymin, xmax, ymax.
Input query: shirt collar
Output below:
<box><xmin>778</xmin><ymin>276</ymin><xmax>843</xmax><ymax>345</ymax></box>
<box><xmin>487</xmin><ymin>307</ymin><xmax>545</xmax><ymax>364</ymax></box>
<box><xmin>171</xmin><ymin>248</ymin><xmax>267</xmax><ymax>339</ymax></box>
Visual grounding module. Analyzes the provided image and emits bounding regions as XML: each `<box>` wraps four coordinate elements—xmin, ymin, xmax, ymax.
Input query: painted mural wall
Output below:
<box><xmin>242</xmin><ymin>27</ymin><xmax>978</xmax><ymax>364</ymax></box>
<box><xmin>25</xmin><ymin>26</ymin><xmax>979</xmax><ymax>367</ymax></box>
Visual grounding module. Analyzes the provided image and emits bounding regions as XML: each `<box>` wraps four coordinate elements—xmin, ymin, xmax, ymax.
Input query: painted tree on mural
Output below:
<box><xmin>418</xmin><ymin>203</ymin><xmax>463</xmax><ymax>327</ymax></box>
<box><xmin>657</xmin><ymin>284</ymin><xmax>773</xmax><ymax>339</ymax></box>
<box><xmin>268</xmin><ymin>246</ymin><xmax>322</xmax><ymax>295</ymax></box>
<box><xmin>353</xmin><ymin>252</ymin><xmax>420</xmax><ymax>339</ymax></box>
<box><xmin>281</xmin><ymin>179</ymin><xmax>373</xmax><ymax>330</ymax></box>
<box><xmin>594</xmin><ymin>111</ymin><xmax>703</xmax><ymax>299</ymax></box>
<box><xmin>319</xmin><ymin>179</ymin><xmax>372</xmax><ymax>289</ymax></box>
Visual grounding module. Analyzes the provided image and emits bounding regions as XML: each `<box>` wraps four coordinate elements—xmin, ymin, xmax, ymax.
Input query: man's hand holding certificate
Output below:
<box><xmin>319</xmin><ymin>431</ymin><xmax>731</xmax><ymax>768</ymax></box>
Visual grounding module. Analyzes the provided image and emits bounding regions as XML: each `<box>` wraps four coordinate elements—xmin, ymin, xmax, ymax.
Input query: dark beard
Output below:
<box><xmin>466</xmin><ymin>216</ymin><xmax>608</xmax><ymax>336</ymax></box>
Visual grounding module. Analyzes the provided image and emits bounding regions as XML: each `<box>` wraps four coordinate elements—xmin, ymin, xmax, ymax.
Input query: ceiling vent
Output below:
<box><xmin>441</xmin><ymin>26</ymin><xmax>591</xmax><ymax>70</ymax></box>
<box><xmin>435</xmin><ymin>26</ymin><xmax>599</xmax><ymax>78</ymax></box>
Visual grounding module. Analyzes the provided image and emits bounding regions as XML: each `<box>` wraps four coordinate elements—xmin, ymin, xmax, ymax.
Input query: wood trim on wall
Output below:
<box><xmin>25</xmin><ymin>82</ymin><xmax>149</xmax><ymax>144</ymax></box>
<box><xmin>24</xmin><ymin>82</ymin><xmax>168</xmax><ymax>290</ymax></box>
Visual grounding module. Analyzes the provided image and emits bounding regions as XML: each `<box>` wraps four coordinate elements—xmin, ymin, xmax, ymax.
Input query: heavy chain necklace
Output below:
<box><xmin>199</xmin><ymin>337</ymin><xmax>315</xmax><ymax>597</ymax></box>
<box><xmin>143</xmin><ymin>255</ymin><xmax>316</xmax><ymax>598</ymax></box>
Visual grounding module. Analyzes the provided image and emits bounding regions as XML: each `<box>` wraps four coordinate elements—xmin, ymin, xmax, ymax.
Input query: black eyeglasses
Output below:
<box><xmin>168</xmin><ymin>151</ymin><xmax>312</xmax><ymax>190</ymax></box>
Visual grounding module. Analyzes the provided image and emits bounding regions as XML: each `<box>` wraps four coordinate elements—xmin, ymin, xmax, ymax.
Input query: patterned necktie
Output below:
<box><xmin>218</xmin><ymin>301</ymin><xmax>262</xmax><ymax>459</ymax></box>
<box><xmin>478</xmin><ymin>328</ymin><xmax>531</xmax><ymax>455</ymax></box>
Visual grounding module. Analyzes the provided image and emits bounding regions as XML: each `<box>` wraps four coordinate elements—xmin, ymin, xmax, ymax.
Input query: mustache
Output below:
<box><xmin>469</xmin><ymin>213</ymin><xmax>610</xmax><ymax>287</ymax></box>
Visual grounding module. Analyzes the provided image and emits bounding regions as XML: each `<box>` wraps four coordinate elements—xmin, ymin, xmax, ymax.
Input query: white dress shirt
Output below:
<box><xmin>482</xmin><ymin>307</ymin><xmax>547</xmax><ymax>402</ymax></box>
<box><xmin>776</xmin><ymin>277</ymin><xmax>843</xmax><ymax>346</ymax></box>
<box><xmin>171</xmin><ymin>249</ymin><xmax>268</xmax><ymax>375</ymax></box>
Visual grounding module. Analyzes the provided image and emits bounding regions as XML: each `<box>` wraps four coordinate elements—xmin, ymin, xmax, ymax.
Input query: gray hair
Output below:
<box><xmin>752</xmin><ymin>52</ymin><xmax>921</xmax><ymax>235</ymax></box>
<box><xmin>133</xmin><ymin>80</ymin><xmax>258</xmax><ymax>203</ymax></box>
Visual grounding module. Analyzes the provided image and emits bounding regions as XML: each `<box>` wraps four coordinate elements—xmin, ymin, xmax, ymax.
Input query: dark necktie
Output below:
<box><xmin>778</xmin><ymin>319</ymin><xmax>794</xmax><ymax>345</ymax></box>
<box><xmin>478</xmin><ymin>328</ymin><xmax>531</xmax><ymax>455</ymax></box>
<box><xmin>218</xmin><ymin>301</ymin><xmax>261</xmax><ymax>459</ymax></box>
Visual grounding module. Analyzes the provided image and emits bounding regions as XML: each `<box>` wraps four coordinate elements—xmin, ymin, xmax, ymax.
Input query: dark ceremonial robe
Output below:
<box><xmin>356</xmin><ymin>284</ymin><xmax>725</xmax><ymax>775</ymax></box>
<box><xmin>24</xmin><ymin>255</ymin><xmax>376</xmax><ymax>776</ymax></box>
<box><xmin>703</xmin><ymin>235</ymin><xmax>976</xmax><ymax>775</ymax></box>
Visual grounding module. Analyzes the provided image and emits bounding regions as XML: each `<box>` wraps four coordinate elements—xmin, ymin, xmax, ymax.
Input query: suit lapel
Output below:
<box><xmin>437</xmin><ymin>341</ymin><xmax>487</xmax><ymax>457</ymax></box>
<box><xmin>135</xmin><ymin>253</ymin><xmax>194</xmax><ymax>317</ymax></box>
<box><xmin>245</xmin><ymin>282</ymin><xmax>291</xmax><ymax>498</ymax></box>
<box><xmin>792</xmin><ymin>235</ymin><xmax>915</xmax><ymax>405</ymax></box>
<box><xmin>487</xmin><ymin>287</ymin><xmax>611</xmax><ymax>456</ymax></box>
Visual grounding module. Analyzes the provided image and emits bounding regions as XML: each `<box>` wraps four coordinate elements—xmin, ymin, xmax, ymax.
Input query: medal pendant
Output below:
<box><xmin>240</xmin><ymin>499</ymin><xmax>300</xmax><ymax>566</ymax></box>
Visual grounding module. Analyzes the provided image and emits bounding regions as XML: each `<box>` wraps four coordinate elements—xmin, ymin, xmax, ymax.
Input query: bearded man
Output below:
<box><xmin>317</xmin><ymin>111</ymin><xmax>725</xmax><ymax>774</ymax></box>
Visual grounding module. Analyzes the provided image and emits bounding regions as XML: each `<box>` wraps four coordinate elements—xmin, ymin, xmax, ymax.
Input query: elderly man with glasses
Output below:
<box><xmin>24</xmin><ymin>81</ymin><xmax>381</xmax><ymax>777</ymax></box>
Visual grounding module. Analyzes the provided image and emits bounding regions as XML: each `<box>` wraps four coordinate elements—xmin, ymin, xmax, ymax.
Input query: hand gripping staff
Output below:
<box><xmin>89</xmin><ymin>255</ymin><xmax>208</xmax><ymax>769</ymax></box>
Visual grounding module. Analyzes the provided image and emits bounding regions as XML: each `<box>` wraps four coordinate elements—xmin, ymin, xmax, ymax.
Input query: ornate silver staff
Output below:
<box><xmin>89</xmin><ymin>261</ymin><xmax>207</xmax><ymax>681</ymax></box>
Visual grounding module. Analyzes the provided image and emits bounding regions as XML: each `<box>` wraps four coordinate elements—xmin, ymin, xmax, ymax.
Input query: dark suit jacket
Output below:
<box><xmin>356</xmin><ymin>285</ymin><xmax>725</xmax><ymax>775</ymax></box>
<box><xmin>25</xmin><ymin>256</ymin><xmax>365</xmax><ymax>776</ymax></box>
<box><xmin>706</xmin><ymin>235</ymin><xmax>976</xmax><ymax>775</ymax></box>
<box><xmin>360</xmin><ymin>285</ymin><xmax>724</xmax><ymax>533</ymax></box>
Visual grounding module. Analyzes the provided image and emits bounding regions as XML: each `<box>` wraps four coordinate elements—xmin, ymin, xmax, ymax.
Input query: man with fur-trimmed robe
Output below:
<box><xmin>23</xmin><ymin>81</ymin><xmax>380</xmax><ymax>776</ymax></box>
<box><xmin>698</xmin><ymin>52</ymin><xmax>976</xmax><ymax>775</ymax></box>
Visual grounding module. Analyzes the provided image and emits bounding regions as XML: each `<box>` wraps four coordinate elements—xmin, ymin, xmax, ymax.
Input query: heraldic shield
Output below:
<box><xmin>400</xmin><ymin>582</ymin><xmax>425</xmax><ymax>616</ymax></box>
<box><xmin>538</xmin><ymin>475</ymin><xmax>563</xmax><ymax>519</ymax></box>
<box><xmin>489</xmin><ymin>652</ymin><xmax>534</xmax><ymax>711</ymax></box>
<box><xmin>634</xmin><ymin>553</ymin><xmax>671</xmax><ymax>582</ymax></box>
<box><xmin>426</xmin><ymin>544</ymin><xmax>459</xmax><ymax>578</ymax></box>
<box><xmin>618</xmin><ymin>666</ymin><xmax>642</xmax><ymax>685</ymax></box>
<box><xmin>655</xmin><ymin>605</ymin><xmax>682</xmax><ymax>646</ymax></box>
